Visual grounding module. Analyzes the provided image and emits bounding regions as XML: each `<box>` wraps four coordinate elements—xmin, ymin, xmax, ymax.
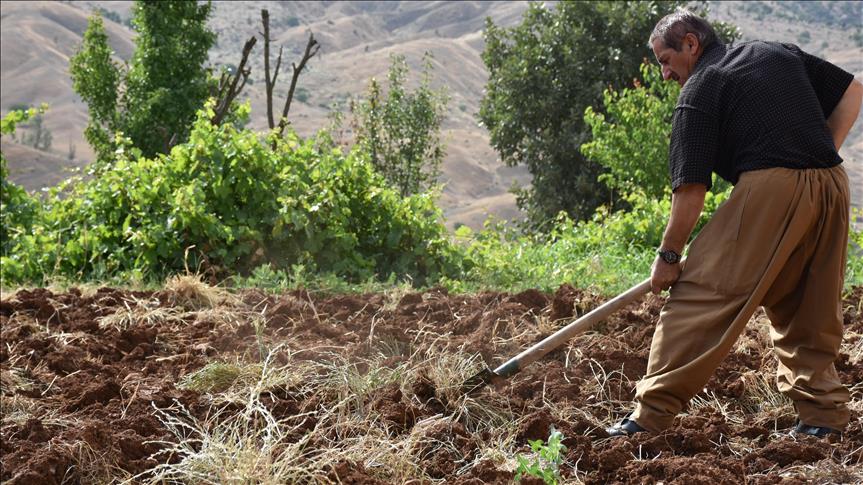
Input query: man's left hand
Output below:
<box><xmin>651</xmin><ymin>255</ymin><xmax>682</xmax><ymax>294</ymax></box>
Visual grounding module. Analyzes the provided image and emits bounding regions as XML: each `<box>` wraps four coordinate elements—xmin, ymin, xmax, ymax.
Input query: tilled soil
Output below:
<box><xmin>1</xmin><ymin>284</ymin><xmax>861</xmax><ymax>484</ymax></box>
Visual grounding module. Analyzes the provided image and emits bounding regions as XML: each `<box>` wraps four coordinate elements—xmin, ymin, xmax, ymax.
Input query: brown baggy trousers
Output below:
<box><xmin>631</xmin><ymin>165</ymin><xmax>851</xmax><ymax>433</ymax></box>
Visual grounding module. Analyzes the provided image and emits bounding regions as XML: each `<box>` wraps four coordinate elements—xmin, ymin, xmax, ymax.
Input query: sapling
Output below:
<box><xmin>515</xmin><ymin>427</ymin><xmax>567</xmax><ymax>485</ymax></box>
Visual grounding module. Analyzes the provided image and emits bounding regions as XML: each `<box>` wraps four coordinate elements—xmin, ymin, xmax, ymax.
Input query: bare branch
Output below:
<box><xmin>273</xmin><ymin>47</ymin><xmax>283</xmax><ymax>90</ymax></box>
<box><xmin>262</xmin><ymin>9</ymin><xmax>274</xmax><ymax>129</ymax></box>
<box><xmin>277</xmin><ymin>32</ymin><xmax>319</xmax><ymax>139</ymax></box>
<box><xmin>212</xmin><ymin>36</ymin><xmax>257</xmax><ymax>126</ymax></box>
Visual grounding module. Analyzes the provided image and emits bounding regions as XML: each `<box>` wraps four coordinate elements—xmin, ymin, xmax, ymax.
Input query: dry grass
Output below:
<box><xmin>155</xmin><ymin>324</ymin><xmax>525</xmax><ymax>483</ymax></box>
<box><xmin>842</xmin><ymin>330</ymin><xmax>863</xmax><ymax>365</ymax></box>
<box><xmin>165</xmin><ymin>273</ymin><xmax>237</xmax><ymax>311</ymax></box>
<box><xmin>64</xmin><ymin>439</ymin><xmax>134</xmax><ymax>485</ymax></box>
<box><xmin>322</xmin><ymin>417</ymin><xmax>429</xmax><ymax>482</ymax></box>
<box><xmin>133</xmin><ymin>398</ymin><xmax>330</xmax><ymax>485</ymax></box>
<box><xmin>98</xmin><ymin>295</ymin><xmax>184</xmax><ymax>331</ymax></box>
<box><xmin>179</xmin><ymin>344</ymin><xmax>319</xmax><ymax>402</ymax></box>
<box><xmin>738</xmin><ymin>371</ymin><xmax>795</xmax><ymax>429</ymax></box>
<box><xmin>380</xmin><ymin>280</ymin><xmax>416</xmax><ymax>313</ymax></box>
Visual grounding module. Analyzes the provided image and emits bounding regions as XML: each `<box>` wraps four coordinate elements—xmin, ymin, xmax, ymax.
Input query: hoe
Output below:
<box><xmin>462</xmin><ymin>270</ymin><xmax>662</xmax><ymax>395</ymax></box>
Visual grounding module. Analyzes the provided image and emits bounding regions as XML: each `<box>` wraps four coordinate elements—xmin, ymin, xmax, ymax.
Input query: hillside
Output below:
<box><xmin>1</xmin><ymin>0</ymin><xmax>861</xmax><ymax>228</ymax></box>
<box><xmin>0</xmin><ymin>0</ymin><xmax>532</xmax><ymax>230</ymax></box>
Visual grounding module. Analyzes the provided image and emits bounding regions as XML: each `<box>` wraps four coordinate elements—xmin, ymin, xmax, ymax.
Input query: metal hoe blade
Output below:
<box><xmin>460</xmin><ymin>367</ymin><xmax>504</xmax><ymax>395</ymax></box>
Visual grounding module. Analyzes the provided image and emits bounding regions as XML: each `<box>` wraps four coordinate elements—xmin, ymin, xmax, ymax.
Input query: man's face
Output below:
<box><xmin>651</xmin><ymin>35</ymin><xmax>699</xmax><ymax>87</ymax></box>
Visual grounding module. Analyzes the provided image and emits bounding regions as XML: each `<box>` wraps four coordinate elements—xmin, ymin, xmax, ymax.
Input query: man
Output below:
<box><xmin>606</xmin><ymin>10</ymin><xmax>863</xmax><ymax>438</ymax></box>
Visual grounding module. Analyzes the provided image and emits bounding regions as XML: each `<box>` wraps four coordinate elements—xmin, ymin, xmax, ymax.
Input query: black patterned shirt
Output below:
<box><xmin>669</xmin><ymin>40</ymin><xmax>855</xmax><ymax>191</ymax></box>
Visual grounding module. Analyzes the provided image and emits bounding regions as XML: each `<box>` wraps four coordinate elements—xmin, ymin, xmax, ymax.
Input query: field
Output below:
<box><xmin>1</xmin><ymin>278</ymin><xmax>861</xmax><ymax>484</ymax></box>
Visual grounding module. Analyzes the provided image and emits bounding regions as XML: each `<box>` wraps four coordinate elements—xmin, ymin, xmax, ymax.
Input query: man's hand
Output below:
<box><xmin>651</xmin><ymin>255</ymin><xmax>682</xmax><ymax>294</ymax></box>
<box><xmin>652</xmin><ymin>183</ymin><xmax>706</xmax><ymax>294</ymax></box>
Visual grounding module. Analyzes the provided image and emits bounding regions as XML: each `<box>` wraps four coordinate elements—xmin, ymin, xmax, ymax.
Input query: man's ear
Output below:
<box><xmin>684</xmin><ymin>32</ymin><xmax>700</xmax><ymax>54</ymax></box>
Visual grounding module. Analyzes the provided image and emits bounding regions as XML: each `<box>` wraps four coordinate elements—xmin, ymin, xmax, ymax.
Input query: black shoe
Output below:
<box><xmin>792</xmin><ymin>421</ymin><xmax>841</xmax><ymax>439</ymax></box>
<box><xmin>606</xmin><ymin>417</ymin><xmax>647</xmax><ymax>437</ymax></box>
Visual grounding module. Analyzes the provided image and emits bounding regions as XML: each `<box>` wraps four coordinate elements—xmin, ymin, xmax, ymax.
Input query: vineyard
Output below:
<box><xmin>1</xmin><ymin>278</ymin><xmax>861</xmax><ymax>483</ymax></box>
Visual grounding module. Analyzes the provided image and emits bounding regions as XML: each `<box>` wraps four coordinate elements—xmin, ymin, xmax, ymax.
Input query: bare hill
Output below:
<box><xmin>1</xmin><ymin>0</ymin><xmax>532</xmax><ymax>230</ymax></box>
<box><xmin>1</xmin><ymin>0</ymin><xmax>861</xmax><ymax>228</ymax></box>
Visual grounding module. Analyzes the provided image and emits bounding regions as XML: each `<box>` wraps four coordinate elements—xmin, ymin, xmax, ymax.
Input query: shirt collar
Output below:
<box><xmin>691</xmin><ymin>42</ymin><xmax>726</xmax><ymax>76</ymax></box>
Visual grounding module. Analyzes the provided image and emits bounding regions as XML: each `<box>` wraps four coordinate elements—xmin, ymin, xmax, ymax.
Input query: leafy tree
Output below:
<box><xmin>582</xmin><ymin>63</ymin><xmax>680</xmax><ymax>200</ymax></box>
<box><xmin>351</xmin><ymin>53</ymin><xmax>449</xmax><ymax>197</ymax></box>
<box><xmin>581</xmin><ymin>62</ymin><xmax>730</xmax><ymax>238</ymax></box>
<box><xmin>69</xmin><ymin>13</ymin><xmax>120</xmax><ymax>165</ymax></box>
<box><xmin>583</xmin><ymin>63</ymin><xmax>733</xmax><ymax>202</ymax></box>
<box><xmin>17</xmin><ymin>112</ymin><xmax>53</xmax><ymax>151</ymax></box>
<box><xmin>1</xmin><ymin>107</ymin><xmax>45</xmax><ymax>259</ymax></box>
<box><xmin>480</xmin><ymin>1</ymin><xmax>737</xmax><ymax>228</ymax></box>
<box><xmin>70</xmin><ymin>0</ymin><xmax>216</xmax><ymax>165</ymax></box>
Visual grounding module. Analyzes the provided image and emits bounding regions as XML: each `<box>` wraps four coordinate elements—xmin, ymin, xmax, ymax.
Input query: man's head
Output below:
<box><xmin>649</xmin><ymin>10</ymin><xmax>717</xmax><ymax>86</ymax></box>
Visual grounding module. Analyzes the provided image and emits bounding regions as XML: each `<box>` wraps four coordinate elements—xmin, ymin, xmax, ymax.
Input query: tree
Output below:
<box><xmin>70</xmin><ymin>1</ymin><xmax>216</xmax><ymax>164</ymax></box>
<box><xmin>351</xmin><ymin>53</ymin><xmax>449</xmax><ymax>197</ymax></box>
<box><xmin>69</xmin><ymin>13</ymin><xmax>120</xmax><ymax>164</ymax></box>
<box><xmin>123</xmin><ymin>0</ymin><xmax>216</xmax><ymax>156</ymax></box>
<box><xmin>582</xmin><ymin>62</ymin><xmax>730</xmax><ymax>201</ymax></box>
<box><xmin>1</xmin><ymin>107</ymin><xmax>45</xmax><ymax>257</ymax></box>
<box><xmin>479</xmin><ymin>1</ymin><xmax>737</xmax><ymax>228</ymax></box>
<box><xmin>21</xmin><ymin>113</ymin><xmax>53</xmax><ymax>151</ymax></box>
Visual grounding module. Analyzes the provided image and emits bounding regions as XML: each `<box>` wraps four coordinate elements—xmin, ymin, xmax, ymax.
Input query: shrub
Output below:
<box><xmin>1</xmin><ymin>101</ymin><xmax>464</xmax><ymax>286</ymax></box>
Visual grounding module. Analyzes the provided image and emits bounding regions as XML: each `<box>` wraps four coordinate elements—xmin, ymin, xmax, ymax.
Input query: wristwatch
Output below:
<box><xmin>657</xmin><ymin>248</ymin><xmax>681</xmax><ymax>264</ymax></box>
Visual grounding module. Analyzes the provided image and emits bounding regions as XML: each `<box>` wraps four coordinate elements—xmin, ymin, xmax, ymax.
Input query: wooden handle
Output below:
<box><xmin>493</xmin><ymin>276</ymin><xmax>652</xmax><ymax>378</ymax></box>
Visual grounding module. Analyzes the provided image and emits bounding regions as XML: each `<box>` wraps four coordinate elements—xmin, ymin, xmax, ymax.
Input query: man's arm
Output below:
<box><xmin>827</xmin><ymin>77</ymin><xmax>863</xmax><ymax>150</ymax></box>
<box><xmin>651</xmin><ymin>183</ymin><xmax>707</xmax><ymax>294</ymax></box>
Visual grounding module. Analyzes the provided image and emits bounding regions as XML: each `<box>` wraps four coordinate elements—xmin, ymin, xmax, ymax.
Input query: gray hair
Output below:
<box><xmin>649</xmin><ymin>9</ymin><xmax>717</xmax><ymax>51</ymax></box>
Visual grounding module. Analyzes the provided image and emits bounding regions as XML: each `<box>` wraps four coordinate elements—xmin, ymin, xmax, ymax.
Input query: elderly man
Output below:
<box><xmin>607</xmin><ymin>10</ymin><xmax>863</xmax><ymax>438</ymax></box>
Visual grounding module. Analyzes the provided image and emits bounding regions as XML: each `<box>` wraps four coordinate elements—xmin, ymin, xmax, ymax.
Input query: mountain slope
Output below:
<box><xmin>1</xmin><ymin>1</ymin><xmax>860</xmax><ymax>227</ymax></box>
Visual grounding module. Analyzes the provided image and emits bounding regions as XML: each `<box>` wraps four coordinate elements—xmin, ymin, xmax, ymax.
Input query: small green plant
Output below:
<box><xmin>515</xmin><ymin>428</ymin><xmax>567</xmax><ymax>485</ymax></box>
<box><xmin>351</xmin><ymin>52</ymin><xmax>448</xmax><ymax>197</ymax></box>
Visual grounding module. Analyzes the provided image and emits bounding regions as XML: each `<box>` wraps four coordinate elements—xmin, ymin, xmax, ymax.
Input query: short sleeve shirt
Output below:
<box><xmin>668</xmin><ymin>41</ymin><xmax>854</xmax><ymax>191</ymax></box>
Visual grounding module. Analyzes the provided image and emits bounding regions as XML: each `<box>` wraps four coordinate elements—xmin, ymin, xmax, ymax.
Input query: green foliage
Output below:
<box><xmin>70</xmin><ymin>0</ymin><xmax>216</xmax><ymax>165</ymax></box>
<box><xmin>582</xmin><ymin>63</ymin><xmax>679</xmax><ymax>200</ymax></box>
<box><xmin>3</xmin><ymin>103</ymin><xmax>52</xmax><ymax>149</ymax></box>
<box><xmin>854</xmin><ymin>29</ymin><xmax>863</xmax><ymax>48</ymax></box>
<box><xmin>69</xmin><ymin>12</ymin><xmax>121</xmax><ymax>165</ymax></box>
<box><xmin>19</xmin><ymin>113</ymin><xmax>53</xmax><ymax>151</ymax></box>
<box><xmin>847</xmin><ymin>210</ymin><xmax>863</xmax><ymax>288</ymax></box>
<box><xmin>479</xmin><ymin>1</ymin><xmax>683</xmax><ymax>227</ymax></box>
<box><xmin>351</xmin><ymin>53</ymin><xmax>448</xmax><ymax>197</ymax></box>
<box><xmin>448</xmin><ymin>188</ymin><xmax>861</xmax><ymax>297</ymax></box>
<box><xmin>769</xmin><ymin>1</ymin><xmax>861</xmax><ymax>28</ymax></box>
<box><xmin>479</xmin><ymin>1</ymin><xmax>738</xmax><ymax>229</ymax></box>
<box><xmin>515</xmin><ymin>428</ymin><xmax>567</xmax><ymax>485</ymax></box>
<box><xmin>1</xmin><ymin>104</ymin><xmax>47</xmax><ymax>135</ymax></box>
<box><xmin>582</xmin><ymin>62</ymin><xmax>731</xmax><ymax>204</ymax></box>
<box><xmin>447</xmin><ymin>216</ymin><xmax>651</xmax><ymax>296</ymax></box>
<box><xmin>295</xmin><ymin>87</ymin><xmax>310</xmax><ymax>104</ymax></box>
<box><xmin>1</xmin><ymin>110</ymin><xmax>42</xmax><ymax>235</ymax></box>
<box><xmin>1</xmin><ymin>101</ymin><xmax>463</xmax><ymax>286</ymax></box>
<box><xmin>1</xmin><ymin>107</ymin><xmax>51</xmax><ymax>280</ymax></box>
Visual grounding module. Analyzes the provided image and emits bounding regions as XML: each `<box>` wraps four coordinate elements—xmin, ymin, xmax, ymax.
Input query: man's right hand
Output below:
<box><xmin>651</xmin><ymin>255</ymin><xmax>682</xmax><ymax>294</ymax></box>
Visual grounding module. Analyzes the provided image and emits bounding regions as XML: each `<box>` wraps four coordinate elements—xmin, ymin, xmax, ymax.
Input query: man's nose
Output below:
<box><xmin>661</xmin><ymin>66</ymin><xmax>673</xmax><ymax>80</ymax></box>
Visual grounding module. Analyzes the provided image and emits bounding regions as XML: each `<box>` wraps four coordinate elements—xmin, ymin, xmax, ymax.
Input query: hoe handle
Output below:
<box><xmin>492</xmin><ymin>276</ymin><xmax>653</xmax><ymax>379</ymax></box>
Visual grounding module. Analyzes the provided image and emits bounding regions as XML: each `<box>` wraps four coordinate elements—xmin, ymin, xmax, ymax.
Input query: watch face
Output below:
<box><xmin>661</xmin><ymin>250</ymin><xmax>679</xmax><ymax>264</ymax></box>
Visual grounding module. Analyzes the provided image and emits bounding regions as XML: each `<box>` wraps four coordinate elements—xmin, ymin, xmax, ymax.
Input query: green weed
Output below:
<box><xmin>515</xmin><ymin>428</ymin><xmax>568</xmax><ymax>485</ymax></box>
